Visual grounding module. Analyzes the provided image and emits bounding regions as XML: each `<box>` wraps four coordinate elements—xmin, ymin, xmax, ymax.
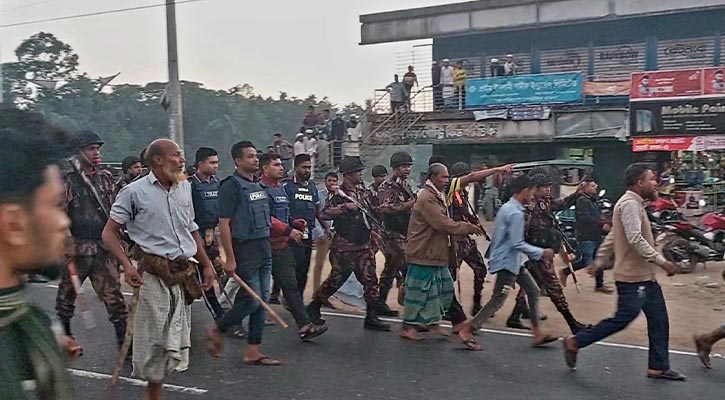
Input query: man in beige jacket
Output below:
<box><xmin>401</xmin><ymin>163</ymin><xmax>482</xmax><ymax>341</ymax></box>
<box><xmin>563</xmin><ymin>163</ymin><xmax>685</xmax><ymax>381</ymax></box>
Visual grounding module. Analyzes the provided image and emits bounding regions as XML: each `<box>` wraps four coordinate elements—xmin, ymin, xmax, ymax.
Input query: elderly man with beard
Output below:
<box><xmin>564</xmin><ymin>163</ymin><xmax>684</xmax><ymax>381</ymax></box>
<box><xmin>401</xmin><ymin>163</ymin><xmax>482</xmax><ymax>341</ymax></box>
<box><xmin>0</xmin><ymin>109</ymin><xmax>80</xmax><ymax>400</ymax></box>
<box><xmin>103</xmin><ymin>139</ymin><xmax>216</xmax><ymax>400</ymax></box>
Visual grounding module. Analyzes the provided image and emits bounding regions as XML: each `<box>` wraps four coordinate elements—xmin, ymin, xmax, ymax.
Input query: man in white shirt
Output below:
<box><xmin>293</xmin><ymin>133</ymin><xmax>307</xmax><ymax>156</ymax></box>
<box><xmin>440</xmin><ymin>59</ymin><xmax>455</xmax><ymax>108</ymax></box>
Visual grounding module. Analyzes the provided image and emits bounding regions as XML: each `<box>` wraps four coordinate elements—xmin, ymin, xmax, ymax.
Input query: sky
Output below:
<box><xmin>0</xmin><ymin>0</ymin><xmax>451</xmax><ymax>106</ymax></box>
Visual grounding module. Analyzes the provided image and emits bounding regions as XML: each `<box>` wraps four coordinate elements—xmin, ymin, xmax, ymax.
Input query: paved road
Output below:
<box><xmin>28</xmin><ymin>283</ymin><xmax>724</xmax><ymax>400</ymax></box>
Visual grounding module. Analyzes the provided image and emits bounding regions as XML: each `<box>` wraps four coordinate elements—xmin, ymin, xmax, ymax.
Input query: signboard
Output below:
<box><xmin>703</xmin><ymin>67</ymin><xmax>725</xmax><ymax>96</ymax></box>
<box><xmin>630</xmin><ymin>98</ymin><xmax>725</xmax><ymax>137</ymax></box>
<box><xmin>630</xmin><ymin>69</ymin><xmax>702</xmax><ymax>101</ymax></box>
<box><xmin>583</xmin><ymin>81</ymin><xmax>630</xmax><ymax>96</ymax></box>
<box><xmin>632</xmin><ymin>135</ymin><xmax>725</xmax><ymax>152</ymax></box>
<box><xmin>465</xmin><ymin>72</ymin><xmax>582</xmax><ymax>107</ymax></box>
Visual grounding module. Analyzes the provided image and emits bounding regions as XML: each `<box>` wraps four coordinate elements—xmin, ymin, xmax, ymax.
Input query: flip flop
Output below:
<box><xmin>533</xmin><ymin>334</ymin><xmax>560</xmax><ymax>348</ymax></box>
<box><xmin>244</xmin><ymin>356</ymin><xmax>282</xmax><ymax>366</ymax></box>
<box><xmin>462</xmin><ymin>338</ymin><xmax>483</xmax><ymax>351</ymax></box>
<box><xmin>227</xmin><ymin>327</ymin><xmax>247</xmax><ymax>339</ymax></box>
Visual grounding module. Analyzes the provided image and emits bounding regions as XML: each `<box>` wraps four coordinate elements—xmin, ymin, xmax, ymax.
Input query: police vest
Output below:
<box><xmin>260</xmin><ymin>181</ymin><xmax>290</xmax><ymax>223</ymax></box>
<box><xmin>285</xmin><ymin>180</ymin><xmax>317</xmax><ymax>231</ymax></box>
<box><xmin>227</xmin><ymin>174</ymin><xmax>271</xmax><ymax>242</ymax></box>
<box><xmin>190</xmin><ymin>175</ymin><xmax>220</xmax><ymax>229</ymax></box>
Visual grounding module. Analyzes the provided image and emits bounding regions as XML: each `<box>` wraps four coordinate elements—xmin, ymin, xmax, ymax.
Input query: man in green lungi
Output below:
<box><xmin>401</xmin><ymin>163</ymin><xmax>482</xmax><ymax>341</ymax></box>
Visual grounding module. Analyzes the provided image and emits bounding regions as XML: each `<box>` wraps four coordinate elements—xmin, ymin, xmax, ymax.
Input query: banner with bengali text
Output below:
<box><xmin>465</xmin><ymin>72</ymin><xmax>582</xmax><ymax>107</ymax></box>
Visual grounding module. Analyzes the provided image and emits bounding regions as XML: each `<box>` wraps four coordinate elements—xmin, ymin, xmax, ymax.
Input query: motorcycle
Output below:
<box><xmin>657</xmin><ymin>199</ymin><xmax>725</xmax><ymax>274</ymax></box>
<box><xmin>554</xmin><ymin>189</ymin><xmax>612</xmax><ymax>260</ymax></box>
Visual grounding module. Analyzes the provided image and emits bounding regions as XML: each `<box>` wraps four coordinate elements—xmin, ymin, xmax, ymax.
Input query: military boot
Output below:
<box><xmin>471</xmin><ymin>293</ymin><xmax>482</xmax><ymax>316</ymax></box>
<box><xmin>562</xmin><ymin>310</ymin><xmax>591</xmax><ymax>334</ymax></box>
<box><xmin>364</xmin><ymin>307</ymin><xmax>391</xmax><ymax>331</ymax></box>
<box><xmin>306</xmin><ymin>300</ymin><xmax>326</xmax><ymax>325</ymax></box>
<box><xmin>375</xmin><ymin>301</ymin><xmax>399</xmax><ymax>317</ymax></box>
<box><xmin>506</xmin><ymin>296</ymin><xmax>530</xmax><ymax>330</ymax></box>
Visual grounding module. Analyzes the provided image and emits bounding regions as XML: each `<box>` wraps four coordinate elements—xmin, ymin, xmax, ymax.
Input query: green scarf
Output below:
<box><xmin>0</xmin><ymin>285</ymin><xmax>74</xmax><ymax>400</ymax></box>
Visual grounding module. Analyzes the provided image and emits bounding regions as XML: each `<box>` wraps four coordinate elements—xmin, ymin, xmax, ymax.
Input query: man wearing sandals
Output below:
<box><xmin>564</xmin><ymin>163</ymin><xmax>685</xmax><ymax>381</ymax></box>
<box><xmin>693</xmin><ymin>268</ymin><xmax>725</xmax><ymax>369</ymax></box>
<box><xmin>258</xmin><ymin>153</ymin><xmax>328</xmax><ymax>342</ymax></box>
<box><xmin>400</xmin><ymin>163</ymin><xmax>482</xmax><ymax>341</ymax></box>
<box><xmin>462</xmin><ymin>175</ymin><xmax>559</xmax><ymax>348</ymax></box>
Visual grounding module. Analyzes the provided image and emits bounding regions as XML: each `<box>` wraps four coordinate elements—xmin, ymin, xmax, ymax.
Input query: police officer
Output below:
<box><xmin>376</xmin><ymin>151</ymin><xmax>416</xmax><ymax>314</ymax></box>
<box><xmin>209</xmin><ymin>141</ymin><xmax>297</xmax><ymax>365</ymax></box>
<box><xmin>189</xmin><ymin>147</ymin><xmax>226</xmax><ymax>320</ymax></box>
<box><xmin>307</xmin><ymin>156</ymin><xmax>390</xmax><ymax>331</ymax></box>
<box><xmin>260</xmin><ymin>153</ymin><xmax>327</xmax><ymax>341</ymax></box>
<box><xmin>513</xmin><ymin>173</ymin><xmax>590</xmax><ymax>334</ymax></box>
<box><xmin>56</xmin><ymin>130</ymin><xmax>128</xmax><ymax>351</ymax></box>
<box><xmin>285</xmin><ymin>153</ymin><xmax>329</xmax><ymax>294</ymax></box>
<box><xmin>449</xmin><ymin>162</ymin><xmax>488</xmax><ymax>315</ymax></box>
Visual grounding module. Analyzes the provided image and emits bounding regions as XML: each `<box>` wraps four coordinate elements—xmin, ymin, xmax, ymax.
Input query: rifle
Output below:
<box><xmin>458</xmin><ymin>190</ymin><xmax>492</xmax><ymax>242</ymax></box>
<box><xmin>552</xmin><ymin>217</ymin><xmax>581</xmax><ymax>294</ymax></box>
<box><xmin>336</xmin><ymin>188</ymin><xmax>387</xmax><ymax>233</ymax></box>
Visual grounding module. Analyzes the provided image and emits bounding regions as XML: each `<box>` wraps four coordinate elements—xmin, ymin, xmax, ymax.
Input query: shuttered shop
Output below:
<box><xmin>657</xmin><ymin>37</ymin><xmax>715</xmax><ymax>70</ymax></box>
<box><xmin>540</xmin><ymin>47</ymin><xmax>589</xmax><ymax>75</ymax></box>
<box><xmin>592</xmin><ymin>43</ymin><xmax>645</xmax><ymax>81</ymax></box>
<box><xmin>485</xmin><ymin>52</ymin><xmax>532</xmax><ymax>76</ymax></box>
<box><xmin>450</xmin><ymin>56</ymin><xmax>483</xmax><ymax>79</ymax></box>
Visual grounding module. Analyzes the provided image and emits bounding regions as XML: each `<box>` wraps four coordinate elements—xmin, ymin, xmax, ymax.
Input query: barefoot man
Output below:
<box><xmin>103</xmin><ymin>139</ymin><xmax>216</xmax><ymax>400</ymax></box>
<box><xmin>401</xmin><ymin>163</ymin><xmax>482</xmax><ymax>341</ymax></box>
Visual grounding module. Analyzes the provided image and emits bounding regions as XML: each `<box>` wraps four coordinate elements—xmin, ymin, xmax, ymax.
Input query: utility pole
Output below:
<box><xmin>166</xmin><ymin>0</ymin><xmax>184</xmax><ymax>150</ymax></box>
<box><xmin>0</xmin><ymin>41</ymin><xmax>4</xmax><ymax>104</ymax></box>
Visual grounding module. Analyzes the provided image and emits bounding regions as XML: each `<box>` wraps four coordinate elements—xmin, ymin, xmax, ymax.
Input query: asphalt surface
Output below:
<box><xmin>28</xmin><ymin>282</ymin><xmax>724</xmax><ymax>400</ymax></box>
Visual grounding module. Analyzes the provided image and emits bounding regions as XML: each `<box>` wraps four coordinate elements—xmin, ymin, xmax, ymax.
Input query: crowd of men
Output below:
<box><xmin>3</xmin><ymin>108</ymin><xmax>725</xmax><ymax>400</ymax></box>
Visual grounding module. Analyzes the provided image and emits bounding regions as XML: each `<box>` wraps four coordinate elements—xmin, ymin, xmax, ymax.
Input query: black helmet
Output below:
<box><xmin>390</xmin><ymin>151</ymin><xmax>413</xmax><ymax>168</ymax></box>
<box><xmin>450</xmin><ymin>161</ymin><xmax>471</xmax><ymax>177</ymax></box>
<box><xmin>371</xmin><ymin>165</ymin><xmax>388</xmax><ymax>178</ymax></box>
<box><xmin>76</xmin><ymin>130</ymin><xmax>104</xmax><ymax>149</ymax></box>
<box><xmin>339</xmin><ymin>156</ymin><xmax>365</xmax><ymax>175</ymax></box>
<box><xmin>531</xmin><ymin>173</ymin><xmax>553</xmax><ymax>187</ymax></box>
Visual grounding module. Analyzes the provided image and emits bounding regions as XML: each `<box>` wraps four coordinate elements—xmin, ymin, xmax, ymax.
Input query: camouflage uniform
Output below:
<box><xmin>376</xmin><ymin>175</ymin><xmax>415</xmax><ymax>302</ymax></box>
<box><xmin>313</xmin><ymin>183</ymin><xmax>381</xmax><ymax>306</ymax></box>
<box><xmin>522</xmin><ymin>194</ymin><xmax>588</xmax><ymax>334</ymax></box>
<box><xmin>448</xmin><ymin>186</ymin><xmax>487</xmax><ymax>311</ymax></box>
<box><xmin>56</xmin><ymin>163</ymin><xmax>128</xmax><ymax>344</ymax></box>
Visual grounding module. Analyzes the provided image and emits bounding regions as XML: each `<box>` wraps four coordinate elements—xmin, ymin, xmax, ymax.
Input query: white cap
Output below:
<box><xmin>506</xmin><ymin>54</ymin><xmax>514</xmax><ymax>58</ymax></box>
<box><xmin>491</xmin><ymin>58</ymin><xmax>499</xmax><ymax>63</ymax></box>
<box><xmin>305</xmin><ymin>129</ymin><xmax>314</xmax><ymax>134</ymax></box>
<box><xmin>442</xmin><ymin>58</ymin><xmax>450</xmax><ymax>63</ymax></box>
<box><xmin>296</xmin><ymin>133</ymin><xmax>304</xmax><ymax>138</ymax></box>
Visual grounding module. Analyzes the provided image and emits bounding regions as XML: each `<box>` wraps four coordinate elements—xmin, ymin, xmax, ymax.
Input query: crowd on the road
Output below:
<box><xmin>3</xmin><ymin>108</ymin><xmax>725</xmax><ymax>400</ymax></box>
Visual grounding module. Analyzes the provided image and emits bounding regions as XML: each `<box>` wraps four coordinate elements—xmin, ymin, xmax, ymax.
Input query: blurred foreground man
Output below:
<box><xmin>0</xmin><ymin>109</ymin><xmax>78</xmax><ymax>400</ymax></box>
<box><xmin>103</xmin><ymin>139</ymin><xmax>216</xmax><ymax>400</ymax></box>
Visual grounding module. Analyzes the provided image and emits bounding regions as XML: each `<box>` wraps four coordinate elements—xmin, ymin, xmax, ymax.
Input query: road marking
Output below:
<box><xmin>321</xmin><ymin>310</ymin><xmax>724</xmax><ymax>360</ymax></box>
<box><xmin>68</xmin><ymin>369</ymin><xmax>208</xmax><ymax>395</ymax></box>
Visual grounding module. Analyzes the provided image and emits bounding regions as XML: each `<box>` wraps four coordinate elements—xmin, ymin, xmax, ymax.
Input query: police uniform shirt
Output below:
<box><xmin>284</xmin><ymin>178</ymin><xmax>320</xmax><ymax>237</ymax></box>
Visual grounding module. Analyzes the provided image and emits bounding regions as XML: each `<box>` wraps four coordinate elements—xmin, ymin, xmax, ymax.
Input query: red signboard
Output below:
<box><xmin>703</xmin><ymin>67</ymin><xmax>725</xmax><ymax>96</ymax></box>
<box><xmin>630</xmin><ymin>69</ymin><xmax>703</xmax><ymax>100</ymax></box>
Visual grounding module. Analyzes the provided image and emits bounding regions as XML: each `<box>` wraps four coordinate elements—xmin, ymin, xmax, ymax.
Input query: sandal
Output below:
<box><xmin>647</xmin><ymin>370</ymin><xmax>686</xmax><ymax>381</ymax></box>
<box><xmin>244</xmin><ymin>356</ymin><xmax>282</xmax><ymax>366</ymax></box>
<box><xmin>533</xmin><ymin>334</ymin><xmax>559</xmax><ymax>348</ymax></box>
<box><xmin>462</xmin><ymin>338</ymin><xmax>483</xmax><ymax>351</ymax></box>
<box><xmin>299</xmin><ymin>324</ymin><xmax>328</xmax><ymax>342</ymax></box>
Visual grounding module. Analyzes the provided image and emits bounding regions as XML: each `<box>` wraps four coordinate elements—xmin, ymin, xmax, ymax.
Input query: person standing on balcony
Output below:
<box><xmin>386</xmin><ymin>74</ymin><xmax>407</xmax><ymax>113</ymax></box>
<box><xmin>330</xmin><ymin>112</ymin><xmax>346</xmax><ymax>167</ymax></box>
<box><xmin>490</xmin><ymin>58</ymin><xmax>505</xmax><ymax>77</ymax></box>
<box><xmin>273</xmin><ymin>133</ymin><xmax>295</xmax><ymax>175</ymax></box>
<box><xmin>504</xmin><ymin>54</ymin><xmax>518</xmax><ymax>76</ymax></box>
<box><xmin>294</xmin><ymin>133</ymin><xmax>307</xmax><ymax>157</ymax></box>
<box><xmin>432</xmin><ymin>60</ymin><xmax>442</xmax><ymax>110</ymax></box>
<box><xmin>303</xmin><ymin>105</ymin><xmax>322</xmax><ymax>131</ymax></box>
<box><xmin>453</xmin><ymin>61</ymin><xmax>467</xmax><ymax>110</ymax></box>
<box><xmin>403</xmin><ymin>66</ymin><xmax>419</xmax><ymax>109</ymax></box>
<box><xmin>440</xmin><ymin>59</ymin><xmax>455</xmax><ymax>108</ymax></box>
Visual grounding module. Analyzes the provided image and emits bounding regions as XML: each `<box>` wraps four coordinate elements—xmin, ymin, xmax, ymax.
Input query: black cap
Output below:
<box><xmin>390</xmin><ymin>151</ymin><xmax>413</xmax><ymax>168</ymax></box>
<box><xmin>371</xmin><ymin>165</ymin><xmax>388</xmax><ymax>178</ymax></box>
<box><xmin>531</xmin><ymin>173</ymin><xmax>553</xmax><ymax>187</ymax></box>
<box><xmin>75</xmin><ymin>130</ymin><xmax>104</xmax><ymax>149</ymax></box>
<box><xmin>339</xmin><ymin>156</ymin><xmax>365</xmax><ymax>174</ymax></box>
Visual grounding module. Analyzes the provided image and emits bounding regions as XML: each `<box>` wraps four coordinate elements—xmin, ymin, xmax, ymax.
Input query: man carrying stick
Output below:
<box><xmin>103</xmin><ymin>139</ymin><xmax>216</xmax><ymax>400</ymax></box>
<box><xmin>206</xmin><ymin>141</ymin><xmax>298</xmax><ymax>366</ymax></box>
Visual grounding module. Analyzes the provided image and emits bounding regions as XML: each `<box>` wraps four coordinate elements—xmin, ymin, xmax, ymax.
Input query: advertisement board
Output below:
<box><xmin>630</xmin><ymin>69</ymin><xmax>702</xmax><ymax>101</ymax></box>
<box><xmin>632</xmin><ymin>135</ymin><xmax>725</xmax><ymax>152</ymax></box>
<box><xmin>465</xmin><ymin>72</ymin><xmax>582</xmax><ymax>107</ymax></box>
<box><xmin>630</xmin><ymin>98</ymin><xmax>725</xmax><ymax>137</ymax></box>
<box><xmin>703</xmin><ymin>67</ymin><xmax>725</xmax><ymax>96</ymax></box>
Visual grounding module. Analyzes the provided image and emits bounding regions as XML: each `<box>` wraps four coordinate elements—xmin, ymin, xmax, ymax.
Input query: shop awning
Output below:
<box><xmin>632</xmin><ymin>136</ymin><xmax>725</xmax><ymax>152</ymax></box>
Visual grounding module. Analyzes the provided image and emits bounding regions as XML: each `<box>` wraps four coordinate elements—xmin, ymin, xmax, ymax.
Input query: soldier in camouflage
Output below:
<box><xmin>56</xmin><ymin>130</ymin><xmax>128</xmax><ymax>349</ymax></box>
<box><xmin>376</xmin><ymin>152</ymin><xmax>416</xmax><ymax>314</ymax></box>
<box><xmin>307</xmin><ymin>157</ymin><xmax>391</xmax><ymax>332</ymax></box>
<box><xmin>513</xmin><ymin>173</ymin><xmax>590</xmax><ymax>334</ymax></box>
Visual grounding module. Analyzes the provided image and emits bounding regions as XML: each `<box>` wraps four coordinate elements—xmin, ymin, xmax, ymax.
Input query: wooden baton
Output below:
<box><xmin>231</xmin><ymin>273</ymin><xmax>288</xmax><ymax>329</ymax></box>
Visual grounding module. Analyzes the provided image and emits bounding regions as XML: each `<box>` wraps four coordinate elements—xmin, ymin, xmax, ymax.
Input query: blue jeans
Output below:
<box><xmin>572</xmin><ymin>240</ymin><xmax>604</xmax><ymax>288</ymax></box>
<box><xmin>217</xmin><ymin>238</ymin><xmax>272</xmax><ymax>345</ymax></box>
<box><xmin>575</xmin><ymin>281</ymin><xmax>670</xmax><ymax>371</ymax></box>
